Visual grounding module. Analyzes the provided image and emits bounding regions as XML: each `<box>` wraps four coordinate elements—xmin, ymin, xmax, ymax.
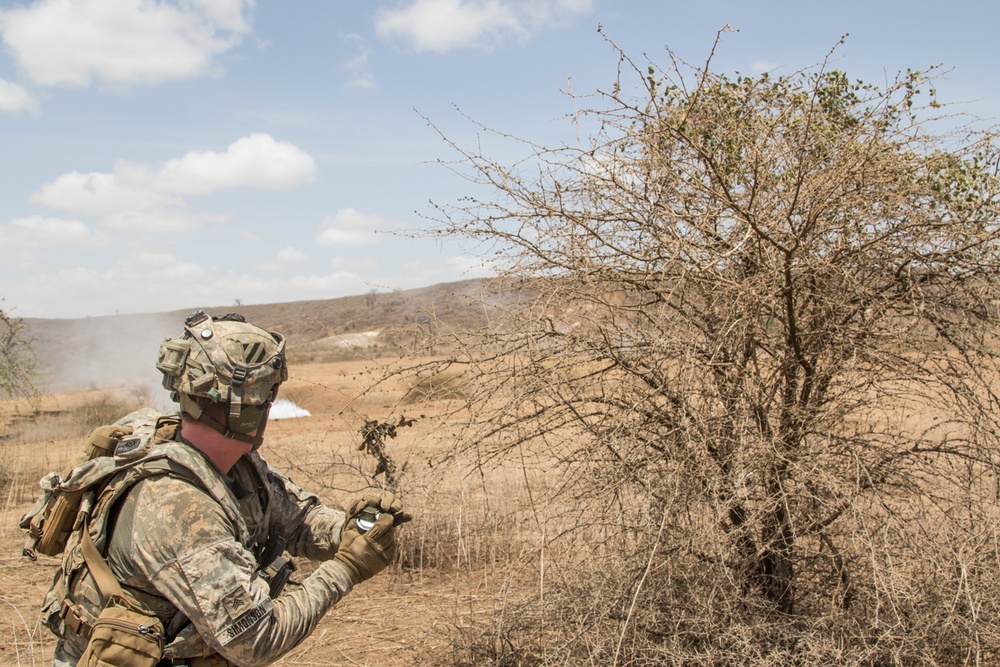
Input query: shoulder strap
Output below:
<box><xmin>79</xmin><ymin>521</ymin><xmax>129</xmax><ymax>607</ymax></box>
<box><xmin>82</xmin><ymin>457</ymin><xmax>205</xmax><ymax>610</ymax></box>
<box><xmin>137</xmin><ymin>457</ymin><xmax>207</xmax><ymax>486</ymax></box>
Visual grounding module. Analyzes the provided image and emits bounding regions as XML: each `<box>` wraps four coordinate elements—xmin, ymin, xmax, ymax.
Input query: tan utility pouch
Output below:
<box><xmin>77</xmin><ymin>523</ymin><xmax>164</xmax><ymax>667</ymax></box>
<box><xmin>31</xmin><ymin>487</ymin><xmax>84</xmax><ymax>557</ymax></box>
<box><xmin>77</xmin><ymin>601</ymin><xmax>164</xmax><ymax>667</ymax></box>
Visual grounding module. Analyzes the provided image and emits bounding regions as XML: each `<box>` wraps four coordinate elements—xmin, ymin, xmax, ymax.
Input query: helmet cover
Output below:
<box><xmin>156</xmin><ymin>311</ymin><xmax>288</xmax><ymax>442</ymax></box>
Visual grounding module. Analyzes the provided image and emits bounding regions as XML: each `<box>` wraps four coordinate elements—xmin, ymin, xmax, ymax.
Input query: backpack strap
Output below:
<box><xmin>86</xmin><ymin>456</ymin><xmax>212</xmax><ymax>641</ymax></box>
<box><xmin>58</xmin><ymin>520</ymin><xmax>143</xmax><ymax>640</ymax></box>
<box><xmin>79</xmin><ymin>521</ymin><xmax>129</xmax><ymax>607</ymax></box>
<box><xmin>62</xmin><ymin>461</ymin><xmax>198</xmax><ymax>640</ymax></box>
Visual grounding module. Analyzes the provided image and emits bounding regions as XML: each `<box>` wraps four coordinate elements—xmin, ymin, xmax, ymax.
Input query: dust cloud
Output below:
<box><xmin>24</xmin><ymin>312</ymin><xmax>313</xmax><ymax>420</ymax></box>
<box><xmin>25</xmin><ymin>311</ymin><xmax>184</xmax><ymax>408</ymax></box>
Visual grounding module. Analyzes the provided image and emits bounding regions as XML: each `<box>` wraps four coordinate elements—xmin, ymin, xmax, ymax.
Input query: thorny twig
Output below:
<box><xmin>357</xmin><ymin>415</ymin><xmax>418</xmax><ymax>490</ymax></box>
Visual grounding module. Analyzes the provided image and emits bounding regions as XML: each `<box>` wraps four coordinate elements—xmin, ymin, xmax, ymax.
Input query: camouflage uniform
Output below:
<box><xmin>45</xmin><ymin>418</ymin><xmax>353</xmax><ymax>667</ymax></box>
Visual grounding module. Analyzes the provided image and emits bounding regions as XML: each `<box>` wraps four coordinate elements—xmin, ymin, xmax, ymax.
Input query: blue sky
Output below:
<box><xmin>1</xmin><ymin>0</ymin><xmax>997</xmax><ymax>319</ymax></box>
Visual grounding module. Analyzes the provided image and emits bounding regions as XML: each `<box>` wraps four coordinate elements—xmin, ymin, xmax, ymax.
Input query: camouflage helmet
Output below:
<box><xmin>156</xmin><ymin>311</ymin><xmax>288</xmax><ymax>446</ymax></box>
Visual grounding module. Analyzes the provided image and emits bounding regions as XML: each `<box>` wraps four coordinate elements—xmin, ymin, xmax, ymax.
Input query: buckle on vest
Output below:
<box><xmin>59</xmin><ymin>600</ymin><xmax>92</xmax><ymax>640</ymax></box>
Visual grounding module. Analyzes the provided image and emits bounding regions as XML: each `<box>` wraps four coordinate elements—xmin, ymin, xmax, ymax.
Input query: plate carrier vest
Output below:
<box><xmin>20</xmin><ymin>409</ymin><xmax>272</xmax><ymax>646</ymax></box>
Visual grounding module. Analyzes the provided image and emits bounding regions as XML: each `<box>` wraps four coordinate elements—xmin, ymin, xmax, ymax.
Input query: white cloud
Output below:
<box><xmin>100</xmin><ymin>208</ymin><xmax>228</xmax><ymax>233</ymax></box>
<box><xmin>257</xmin><ymin>246</ymin><xmax>308</xmax><ymax>272</ymax></box>
<box><xmin>4</xmin><ymin>233</ymin><xmax>490</xmax><ymax>318</ymax></box>
<box><xmin>343</xmin><ymin>42</ymin><xmax>375</xmax><ymax>89</ymax></box>
<box><xmin>0</xmin><ymin>216</ymin><xmax>109</xmax><ymax>249</ymax></box>
<box><xmin>375</xmin><ymin>0</ymin><xmax>519</xmax><ymax>53</ymax></box>
<box><xmin>143</xmin><ymin>134</ymin><xmax>317</xmax><ymax>194</ymax></box>
<box><xmin>6</xmin><ymin>253</ymin><xmax>203</xmax><ymax>318</ymax></box>
<box><xmin>30</xmin><ymin>134</ymin><xmax>315</xmax><ymax>233</ymax></box>
<box><xmin>32</xmin><ymin>170</ymin><xmax>185</xmax><ymax>218</ymax></box>
<box><xmin>276</xmin><ymin>247</ymin><xmax>308</xmax><ymax>263</ymax></box>
<box><xmin>346</xmin><ymin>74</ymin><xmax>376</xmax><ymax>90</ymax></box>
<box><xmin>344</xmin><ymin>48</ymin><xmax>371</xmax><ymax>70</ymax></box>
<box><xmin>0</xmin><ymin>0</ymin><xmax>254</xmax><ymax>87</ymax></box>
<box><xmin>330</xmin><ymin>255</ymin><xmax>378</xmax><ymax>271</ymax></box>
<box><xmin>374</xmin><ymin>0</ymin><xmax>592</xmax><ymax>53</ymax></box>
<box><xmin>751</xmin><ymin>59</ymin><xmax>781</xmax><ymax>74</ymax></box>
<box><xmin>284</xmin><ymin>272</ymin><xmax>359</xmax><ymax>292</ymax></box>
<box><xmin>316</xmin><ymin>208</ymin><xmax>402</xmax><ymax>247</ymax></box>
<box><xmin>0</xmin><ymin>77</ymin><xmax>38</xmax><ymax>112</ymax></box>
<box><xmin>399</xmin><ymin>253</ymin><xmax>493</xmax><ymax>287</ymax></box>
<box><xmin>14</xmin><ymin>250</ymin><xmax>222</xmax><ymax>314</ymax></box>
<box><xmin>128</xmin><ymin>249</ymin><xmax>202</xmax><ymax>275</ymax></box>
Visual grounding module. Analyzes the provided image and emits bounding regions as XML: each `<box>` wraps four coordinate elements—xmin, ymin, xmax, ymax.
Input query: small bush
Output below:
<box><xmin>403</xmin><ymin>370</ymin><xmax>470</xmax><ymax>404</ymax></box>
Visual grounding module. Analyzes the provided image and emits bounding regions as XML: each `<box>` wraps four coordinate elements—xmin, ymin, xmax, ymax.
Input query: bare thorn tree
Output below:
<box><xmin>1</xmin><ymin>304</ymin><xmax>37</xmax><ymax>400</ymax></box>
<box><xmin>419</xmin><ymin>33</ymin><xmax>1000</xmax><ymax>666</ymax></box>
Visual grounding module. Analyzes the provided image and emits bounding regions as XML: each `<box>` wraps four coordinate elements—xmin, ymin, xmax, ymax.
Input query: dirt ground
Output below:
<box><xmin>0</xmin><ymin>357</ymin><xmax>491</xmax><ymax>667</ymax></box>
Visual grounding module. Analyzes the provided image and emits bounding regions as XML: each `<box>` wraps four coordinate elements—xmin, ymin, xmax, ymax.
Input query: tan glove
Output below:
<box><xmin>344</xmin><ymin>490</ymin><xmax>413</xmax><ymax>528</ymax></box>
<box><xmin>335</xmin><ymin>510</ymin><xmax>396</xmax><ymax>584</ymax></box>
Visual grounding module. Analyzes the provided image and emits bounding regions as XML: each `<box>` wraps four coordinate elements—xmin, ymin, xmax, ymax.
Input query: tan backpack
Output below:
<box><xmin>20</xmin><ymin>411</ymin><xmax>183</xmax><ymax>666</ymax></box>
<box><xmin>19</xmin><ymin>411</ymin><xmax>179</xmax><ymax>559</ymax></box>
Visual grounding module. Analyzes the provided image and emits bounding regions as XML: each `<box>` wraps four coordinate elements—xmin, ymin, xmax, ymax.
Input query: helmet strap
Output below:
<box><xmin>228</xmin><ymin>365</ymin><xmax>247</xmax><ymax>426</ymax></box>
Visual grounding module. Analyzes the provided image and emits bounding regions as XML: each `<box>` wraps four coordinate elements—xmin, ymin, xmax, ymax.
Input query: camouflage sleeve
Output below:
<box><xmin>124</xmin><ymin>476</ymin><xmax>355</xmax><ymax>666</ymax></box>
<box><xmin>258</xmin><ymin>456</ymin><xmax>347</xmax><ymax>560</ymax></box>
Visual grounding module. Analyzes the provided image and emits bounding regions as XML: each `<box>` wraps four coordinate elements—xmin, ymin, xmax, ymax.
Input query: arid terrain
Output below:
<box><xmin>5</xmin><ymin>277</ymin><xmax>1000</xmax><ymax>666</ymax></box>
<box><xmin>1</xmin><ymin>280</ymin><xmax>517</xmax><ymax>666</ymax></box>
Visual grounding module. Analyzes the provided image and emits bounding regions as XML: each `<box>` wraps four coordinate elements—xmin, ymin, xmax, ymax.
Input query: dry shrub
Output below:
<box><xmin>262</xmin><ymin>395</ymin><xmax>535</xmax><ymax>579</ymax></box>
<box><xmin>396</xmin><ymin>488</ymin><xmax>521</xmax><ymax>573</ymax></box>
<box><xmin>409</xmin><ymin>29</ymin><xmax>1000</xmax><ymax>666</ymax></box>
<box><xmin>437</xmin><ymin>489</ymin><xmax>1000</xmax><ymax>667</ymax></box>
<box><xmin>403</xmin><ymin>369</ymin><xmax>471</xmax><ymax>404</ymax></box>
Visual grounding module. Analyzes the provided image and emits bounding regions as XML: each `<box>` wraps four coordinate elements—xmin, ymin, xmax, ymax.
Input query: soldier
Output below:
<box><xmin>41</xmin><ymin>311</ymin><xmax>408</xmax><ymax>666</ymax></box>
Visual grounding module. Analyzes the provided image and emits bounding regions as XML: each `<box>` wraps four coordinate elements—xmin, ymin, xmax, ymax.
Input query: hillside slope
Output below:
<box><xmin>22</xmin><ymin>278</ymin><xmax>500</xmax><ymax>392</ymax></box>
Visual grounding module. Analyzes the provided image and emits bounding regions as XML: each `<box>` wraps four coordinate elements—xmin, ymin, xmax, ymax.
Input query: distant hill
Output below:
<box><xmin>22</xmin><ymin>278</ymin><xmax>502</xmax><ymax>393</ymax></box>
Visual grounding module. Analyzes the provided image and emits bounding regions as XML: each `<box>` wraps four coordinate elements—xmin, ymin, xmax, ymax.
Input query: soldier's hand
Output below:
<box><xmin>345</xmin><ymin>490</ymin><xmax>412</xmax><ymax>528</ymax></box>
<box><xmin>334</xmin><ymin>511</ymin><xmax>396</xmax><ymax>584</ymax></box>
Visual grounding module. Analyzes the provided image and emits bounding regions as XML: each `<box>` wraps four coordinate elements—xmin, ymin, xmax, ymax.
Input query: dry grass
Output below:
<box><xmin>4</xmin><ymin>349</ymin><xmax>999</xmax><ymax>666</ymax></box>
<box><xmin>1</xmin><ymin>390</ymin><xmax>148</xmax><ymax>512</ymax></box>
<box><xmin>0</xmin><ymin>389</ymin><xmax>156</xmax><ymax>666</ymax></box>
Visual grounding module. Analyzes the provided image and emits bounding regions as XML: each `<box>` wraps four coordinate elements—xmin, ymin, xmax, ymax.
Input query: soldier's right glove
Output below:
<box><xmin>345</xmin><ymin>490</ymin><xmax>413</xmax><ymax>527</ymax></box>
<box><xmin>334</xmin><ymin>510</ymin><xmax>396</xmax><ymax>584</ymax></box>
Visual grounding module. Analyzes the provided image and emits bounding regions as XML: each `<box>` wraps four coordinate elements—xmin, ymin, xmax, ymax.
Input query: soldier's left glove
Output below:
<box><xmin>334</xmin><ymin>510</ymin><xmax>396</xmax><ymax>584</ymax></box>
